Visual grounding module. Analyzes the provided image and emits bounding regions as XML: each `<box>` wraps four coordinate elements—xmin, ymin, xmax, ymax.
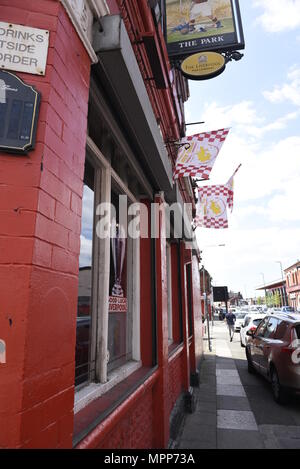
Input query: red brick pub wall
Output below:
<box><xmin>0</xmin><ymin>0</ymin><xmax>91</xmax><ymax>448</ymax></box>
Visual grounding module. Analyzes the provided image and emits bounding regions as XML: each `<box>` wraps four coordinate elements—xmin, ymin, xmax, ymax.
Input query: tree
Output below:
<box><xmin>273</xmin><ymin>291</ymin><xmax>281</xmax><ymax>307</ymax></box>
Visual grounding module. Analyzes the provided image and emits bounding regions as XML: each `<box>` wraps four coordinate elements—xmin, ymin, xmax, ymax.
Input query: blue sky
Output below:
<box><xmin>186</xmin><ymin>0</ymin><xmax>300</xmax><ymax>298</ymax></box>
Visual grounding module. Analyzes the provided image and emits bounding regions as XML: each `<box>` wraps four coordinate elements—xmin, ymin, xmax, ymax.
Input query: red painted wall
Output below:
<box><xmin>0</xmin><ymin>1</ymin><xmax>202</xmax><ymax>450</ymax></box>
<box><xmin>192</xmin><ymin>256</ymin><xmax>204</xmax><ymax>364</ymax></box>
<box><xmin>167</xmin><ymin>351</ymin><xmax>184</xmax><ymax>416</ymax></box>
<box><xmin>0</xmin><ymin>0</ymin><xmax>91</xmax><ymax>448</ymax></box>
<box><xmin>97</xmin><ymin>390</ymin><xmax>153</xmax><ymax>449</ymax></box>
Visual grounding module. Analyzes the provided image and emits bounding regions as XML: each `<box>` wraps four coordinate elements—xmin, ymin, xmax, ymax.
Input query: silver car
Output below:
<box><xmin>246</xmin><ymin>313</ymin><xmax>300</xmax><ymax>403</ymax></box>
<box><xmin>234</xmin><ymin>312</ymin><xmax>248</xmax><ymax>332</ymax></box>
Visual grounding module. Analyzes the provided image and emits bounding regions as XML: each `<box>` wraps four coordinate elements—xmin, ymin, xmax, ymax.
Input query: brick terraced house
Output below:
<box><xmin>0</xmin><ymin>0</ymin><xmax>204</xmax><ymax>448</ymax></box>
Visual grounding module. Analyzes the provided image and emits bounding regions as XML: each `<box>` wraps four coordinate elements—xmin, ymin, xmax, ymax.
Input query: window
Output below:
<box><xmin>75</xmin><ymin>160</ymin><xmax>95</xmax><ymax>387</ymax></box>
<box><xmin>75</xmin><ymin>138</ymin><xmax>141</xmax><ymax>401</ymax></box>
<box><xmin>186</xmin><ymin>263</ymin><xmax>193</xmax><ymax>338</ymax></box>
<box><xmin>255</xmin><ymin>318</ymin><xmax>268</xmax><ymax>337</ymax></box>
<box><xmin>244</xmin><ymin>316</ymin><xmax>251</xmax><ymax>328</ymax></box>
<box><xmin>149</xmin><ymin>0</ymin><xmax>164</xmax><ymax>27</ymax></box>
<box><xmin>264</xmin><ymin>317</ymin><xmax>279</xmax><ymax>339</ymax></box>
<box><xmin>166</xmin><ymin>242</ymin><xmax>173</xmax><ymax>345</ymax></box>
<box><xmin>107</xmin><ymin>187</ymin><xmax>134</xmax><ymax>372</ymax></box>
<box><xmin>274</xmin><ymin>321</ymin><xmax>289</xmax><ymax>340</ymax></box>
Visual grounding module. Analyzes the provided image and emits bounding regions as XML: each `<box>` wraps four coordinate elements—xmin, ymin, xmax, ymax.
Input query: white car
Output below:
<box><xmin>234</xmin><ymin>312</ymin><xmax>248</xmax><ymax>332</ymax></box>
<box><xmin>240</xmin><ymin>313</ymin><xmax>266</xmax><ymax>347</ymax></box>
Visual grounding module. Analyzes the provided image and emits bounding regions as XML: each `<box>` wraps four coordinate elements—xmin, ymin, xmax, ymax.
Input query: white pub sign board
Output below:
<box><xmin>0</xmin><ymin>22</ymin><xmax>49</xmax><ymax>76</ymax></box>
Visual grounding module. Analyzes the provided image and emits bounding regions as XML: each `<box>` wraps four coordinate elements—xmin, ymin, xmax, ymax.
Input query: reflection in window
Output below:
<box><xmin>75</xmin><ymin>160</ymin><xmax>95</xmax><ymax>387</ymax></box>
<box><xmin>108</xmin><ymin>190</ymin><xmax>132</xmax><ymax>372</ymax></box>
<box><xmin>166</xmin><ymin>242</ymin><xmax>173</xmax><ymax>345</ymax></box>
<box><xmin>186</xmin><ymin>263</ymin><xmax>193</xmax><ymax>338</ymax></box>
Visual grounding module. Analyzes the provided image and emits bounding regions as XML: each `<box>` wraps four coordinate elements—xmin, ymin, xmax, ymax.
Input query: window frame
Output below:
<box><xmin>74</xmin><ymin>136</ymin><xmax>141</xmax><ymax>411</ymax></box>
<box><xmin>166</xmin><ymin>241</ymin><xmax>173</xmax><ymax>345</ymax></box>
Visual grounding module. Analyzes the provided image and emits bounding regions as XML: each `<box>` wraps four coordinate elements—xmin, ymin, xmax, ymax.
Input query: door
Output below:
<box><xmin>259</xmin><ymin>317</ymin><xmax>279</xmax><ymax>376</ymax></box>
<box><xmin>251</xmin><ymin>317</ymin><xmax>268</xmax><ymax>370</ymax></box>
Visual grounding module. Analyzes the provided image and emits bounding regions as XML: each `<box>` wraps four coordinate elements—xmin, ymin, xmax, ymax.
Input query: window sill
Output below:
<box><xmin>168</xmin><ymin>342</ymin><xmax>184</xmax><ymax>359</ymax></box>
<box><xmin>73</xmin><ymin>365</ymin><xmax>157</xmax><ymax>447</ymax></box>
<box><xmin>74</xmin><ymin>360</ymin><xmax>142</xmax><ymax>414</ymax></box>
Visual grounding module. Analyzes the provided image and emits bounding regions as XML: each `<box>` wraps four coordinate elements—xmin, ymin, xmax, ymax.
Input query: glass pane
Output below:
<box><xmin>166</xmin><ymin>243</ymin><xmax>173</xmax><ymax>344</ymax></box>
<box><xmin>255</xmin><ymin>319</ymin><xmax>267</xmax><ymax>336</ymax></box>
<box><xmin>275</xmin><ymin>321</ymin><xmax>289</xmax><ymax>340</ymax></box>
<box><xmin>75</xmin><ymin>161</ymin><xmax>95</xmax><ymax>387</ymax></box>
<box><xmin>108</xmin><ymin>190</ymin><xmax>131</xmax><ymax>372</ymax></box>
<box><xmin>264</xmin><ymin>318</ymin><xmax>278</xmax><ymax>338</ymax></box>
<box><xmin>186</xmin><ymin>263</ymin><xmax>193</xmax><ymax>337</ymax></box>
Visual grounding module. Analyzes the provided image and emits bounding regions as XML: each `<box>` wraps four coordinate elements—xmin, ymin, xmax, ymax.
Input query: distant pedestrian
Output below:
<box><xmin>225</xmin><ymin>311</ymin><xmax>236</xmax><ymax>341</ymax></box>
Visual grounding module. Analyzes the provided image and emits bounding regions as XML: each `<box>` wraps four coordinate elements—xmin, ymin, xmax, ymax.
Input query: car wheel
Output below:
<box><xmin>270</xmin><ymin>367</ymin><xmax>287</xmax><ymax>405</ymax></box>
<box><xmin>246</xmin><ymin>348</ymin><xmax>255</xmax><ymax>374</ymax></box>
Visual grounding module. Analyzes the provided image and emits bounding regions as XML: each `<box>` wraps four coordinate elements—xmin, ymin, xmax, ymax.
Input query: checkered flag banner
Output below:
<box><xmin>194</xmin><ymin>185</ymin><xmax>230</xmax><ymax>229</ymax></box>
<box><xmin>173</xmin><ymin>128</ymin><xmax>230</xmax><ymax>180</ymax></box>
<box><xmin>226</xmin><ymin>164</ymin><xmax>242</xmax><ymax>212</ymax></box>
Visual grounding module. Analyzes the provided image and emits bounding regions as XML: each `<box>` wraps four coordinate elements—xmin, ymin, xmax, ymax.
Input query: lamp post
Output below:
<box><xmin>276</xmin><ymin>261</ymin><xmax>287</xmax><ymax>306</ymax></box>
<box><xmin>260</xmin><ymin>272</ymin><xmax>267</xmax><ymax>304</ymax></box>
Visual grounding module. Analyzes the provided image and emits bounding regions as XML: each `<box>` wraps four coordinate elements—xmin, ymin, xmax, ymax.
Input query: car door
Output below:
<box><xmin>250</xmin><ymin>318</ymin><xmax>268</xmax><ymax>370</ymax></box>
<box><xmin>259</xmin><ymin>317</ymin><xmax>279</xmax><ymax>376</ymax></box>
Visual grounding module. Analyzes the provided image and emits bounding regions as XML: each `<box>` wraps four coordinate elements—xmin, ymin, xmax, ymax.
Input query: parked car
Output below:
<box><xmin>234</xmin><ymin>312</ymin><xmax>248</xmax><ymax>332</ymax></box>
<box><xmin>269</xmin><ymin>307</ymin><xmax>282</xmax><ymax>314</ymax></box>
<box><xmin>240</xmin><ymin>313</ymin><xmax>266</xmax><ymax>347</ymax></box>
<box><xmin>281</xmin><ymin>306</ymin><xmax>295</xmax><ymax>313</ymax></box>
<box><xmin>246</xmin><ymin>313</ymin><xmax>300</xmax><ymax>403</ymax></box>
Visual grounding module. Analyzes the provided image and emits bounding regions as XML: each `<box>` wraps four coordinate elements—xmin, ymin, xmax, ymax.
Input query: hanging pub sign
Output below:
<box><xmin>181</xmin><ymin>51</ymin><xmax>225</xmax><ymax>79</ymax></box>
<box><xmin>0</xmin><ymin>70</ymin><xmax>40</xmax><ymax>154</ymax></box>
<box><xmin>165</xmin><ymin>0</ymin><xmax>245</xmax><ymax>59</ymax></box>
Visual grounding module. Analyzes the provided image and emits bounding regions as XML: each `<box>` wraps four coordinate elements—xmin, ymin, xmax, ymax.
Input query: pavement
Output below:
<box><xmin>177</xmin><ymin>320</ymin><xmax>300</xmax><ymax>449</ymax></box>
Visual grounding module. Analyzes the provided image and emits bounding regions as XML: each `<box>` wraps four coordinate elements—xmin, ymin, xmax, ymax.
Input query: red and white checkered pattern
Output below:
<box><xmin>226</xmin><ymin>164</ymin><xmax>241</xmax><ymax>212</ymax></box>
<box><xmin>173</xmin><ymin>128</ymin><xmax>230</xmax><ymax>181</ymax></box>
<box><xmin>194</xmin><ymin>184</ymin><xmax>230</xmax><ymax>230</ymax></box>
<box><xmin>194</xmin><ymin>214</ymin><xmax>229</xmax><ymax>229</ymax></box>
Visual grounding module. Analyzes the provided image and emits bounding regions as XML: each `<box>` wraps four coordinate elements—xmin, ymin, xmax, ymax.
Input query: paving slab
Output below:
<box><xmin>197</xmin><ymin>401</ymin><xmax>217</xmax><ymax>413</ymax></box>
<box><xmin>216</xmin><ymin>374</ymin><xmax>242</xmax><ymax>386</ymax></box>
<box><xmin>180</xmin><ymin>423</ymin><xmax>216</xmax><ymax>445</ymax></box>
<box><xmin>194</xmin><ymin>411</ymin><xmax>217</xmax><ymax>426</ymax></box>
<box><xmin>217</xmin><ymin>429</ymin><xmax>264</xmax><ymax>449</ymax></box>
<box><xmin>217</xmin><ymin>395</ymin><xmax>251</xmax><ymax>411</ymax></box>
<box><xmin>217</xmin><ymin>410</ymin><xmax>258</xmax><ymax>431</ymax></box>
<box><xmin>216</xmin><ymin>369</ymin><xmax>239</xmax><ymax>377</ymax></box>
<box><xmin>216</xmin><ymin>384</ymin><xmax>246</xmax><ymax>397</ymax></box>
<box><xmin>216</xmin><ymin>363</ymin><xmax>237</xmax><ymax>370</ymax></box>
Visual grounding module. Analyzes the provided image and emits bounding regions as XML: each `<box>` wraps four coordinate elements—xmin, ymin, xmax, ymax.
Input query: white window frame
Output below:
<box><xmin>75</xmin><ymin>136</ymin><xmax>141</xmax><ymax>413</ymax></box>
<box><xmin>166</xmin><ymin>241</ymin><xmax>173</xmax><ymax>345</ymax></box>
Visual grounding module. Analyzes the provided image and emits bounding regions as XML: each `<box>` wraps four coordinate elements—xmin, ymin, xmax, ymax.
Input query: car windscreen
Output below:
<box><xmin>235</xmin><ymin>313</ymin><xmax>246</xmax><ymax>319</ymax></box>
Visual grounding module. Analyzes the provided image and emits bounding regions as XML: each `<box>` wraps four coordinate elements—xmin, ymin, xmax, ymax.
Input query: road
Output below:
<box><xmin>213</xmin><ymin>319</ymin><xmax>300</xmax><ymax>448</ymax></box>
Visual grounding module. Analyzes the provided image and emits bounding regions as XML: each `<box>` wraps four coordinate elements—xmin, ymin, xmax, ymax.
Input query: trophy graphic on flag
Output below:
<box><xmin>111</xmin><ymin>223</ymin><xmax>126</xmax><ymax>297</ymax></box>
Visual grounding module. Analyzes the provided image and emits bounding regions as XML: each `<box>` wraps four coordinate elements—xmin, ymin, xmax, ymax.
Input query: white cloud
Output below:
<box><xmin>263</xmin><ymin>66</ymin><xmax>300</xmax><ymax>106</ymax></box>
<box><xmin>196</xmin><ymin>225</ymin><xmax>300</xmax><ymax>297</ymax></box>
<box><xmin>191</xmin><ymin>96</ymin><xmax>300</xmax><ymax>297</ymax></box>
<box><xmin>268</xmin><ymin>182</ymin><xmax>300</xmax><ymax>221</ymax></box>
<box><xmin>253</xmin><ymin>0</ymin><xmax>300</xmax><ymax>32</ymax></box>
<box><xmin>190</xmin><ymin>100</ymin><xmax>299</xmax><ymax>146</ymax></box>
<box><xmin>79</xmin><ymin>235</ymin><xmax>93</xmax><ymax>268</ymax></box>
